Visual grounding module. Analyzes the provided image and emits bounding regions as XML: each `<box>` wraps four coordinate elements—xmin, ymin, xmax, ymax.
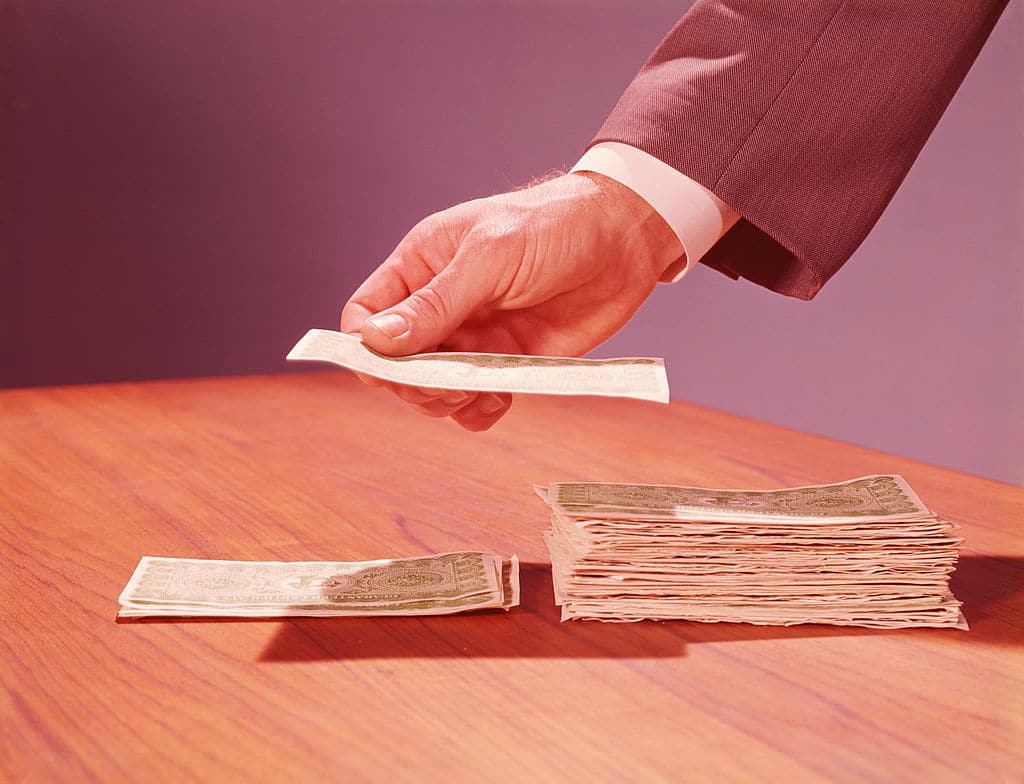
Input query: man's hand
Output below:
<box><xmin>340</xmin><ymin>171</ymin><xmax>684</xmax><ymax>430</ymax></box>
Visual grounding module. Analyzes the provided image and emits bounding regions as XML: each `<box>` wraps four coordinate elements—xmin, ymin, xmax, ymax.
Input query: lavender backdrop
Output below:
<box><xmin>4</xmin><ymin>1</ymin><xmax>1022</xmax><ymax>484</ymax></box>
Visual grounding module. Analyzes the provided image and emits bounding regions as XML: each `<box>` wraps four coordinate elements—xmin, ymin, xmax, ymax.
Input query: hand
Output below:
<box><xmin>340</xmin><ymin>171</ymin><xmax>684</xmax><ymax>430</ymax></box>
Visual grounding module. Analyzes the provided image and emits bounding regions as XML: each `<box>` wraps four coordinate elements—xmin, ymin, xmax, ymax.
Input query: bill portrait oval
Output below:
<box><xmin>370</xmin><ymin>568</ymin><xmax>447</xmax><ymax>590</ymax></box>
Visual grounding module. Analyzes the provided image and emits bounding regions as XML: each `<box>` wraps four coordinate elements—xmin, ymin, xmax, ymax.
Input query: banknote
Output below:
<box><xmin>540</xmin><ymin>475</ymin><xmax>964</xmax><ymax>629</ymax></box>
<box><xmin>555</xmin><ymin>602</ymin><xmax>967</xmax><ymax>629</ymax></box>
<box><xmin>286</xmin><ymin>328</ymin><xmax>670</xmax><ymax>403</ymax></box>
<box><xmin>118</xmin><ymin>552</ymin><xmax>519</xmax><ymax>618</ymax></box>
<box><xmin>543</xmin><ymin>475</ymin><xmax>932</xmax><ymax>523</ymax></box>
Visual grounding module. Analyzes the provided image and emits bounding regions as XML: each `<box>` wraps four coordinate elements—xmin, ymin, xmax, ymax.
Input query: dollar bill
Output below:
<box><xmin>542</xmin><ymin>475</ymin><xmax>932</xmax><ymax>523</ymax></box>
<box><xmin>118</xmin><ymin>552</ymin><xmax>519</xmax><ymax>618</ymax></box>
<box><xmin>286</xmin><ymin>329</ymin><xmax>670</xmax><ymax>403</ymax></box>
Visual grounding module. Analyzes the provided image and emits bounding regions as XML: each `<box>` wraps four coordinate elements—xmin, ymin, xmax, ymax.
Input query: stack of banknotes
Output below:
<box><xmin>118</xmin><ymin>552</ymin><xmax>519</xmax><ymax>618</ymax></box>
<box><xmin>537</xmin><ymin>475</ymin><xmax>966</xmax><ymax>629</ymax></box>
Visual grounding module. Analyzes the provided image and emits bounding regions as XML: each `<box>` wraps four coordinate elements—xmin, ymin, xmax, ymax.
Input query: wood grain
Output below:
<box><xmin>2</xmin><ymin>371</ymin><xmax>1021</xmax><ymax>783</ymax></box>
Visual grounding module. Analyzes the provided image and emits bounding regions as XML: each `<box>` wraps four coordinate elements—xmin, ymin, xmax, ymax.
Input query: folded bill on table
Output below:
<box><xmin>118</xmin><ymin>551</ymin><xmax>520</xmax><ymax>618</ymax></box>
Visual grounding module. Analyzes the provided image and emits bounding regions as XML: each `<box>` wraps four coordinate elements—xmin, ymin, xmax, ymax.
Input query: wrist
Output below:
<box><xmin>569</xmin><ymin>170</ymin><xmax>685</xmax><ymax>280</ymax></box>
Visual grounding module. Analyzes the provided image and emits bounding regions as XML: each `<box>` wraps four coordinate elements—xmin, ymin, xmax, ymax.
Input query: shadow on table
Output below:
<box><xmin>257</xmin><ymin>562</ymin><xmax>690</xmax><ymax>661</ymax></box>
<box><xmin>932</xmin><ymin>553</ymin><xmax>1024</xmax><ymax>647</ymax></box>
<box><xmin>123</xmin><ymin>556</ymin><xmax>1018</xmax><ymax>660</ymax></box>
<box><xmin>257</xmin><ymin>558</ymin><xmax>1024</xmax><ymax>662</ymax></box>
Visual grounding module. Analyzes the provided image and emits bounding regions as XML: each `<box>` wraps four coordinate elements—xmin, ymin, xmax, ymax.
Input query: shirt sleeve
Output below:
<box><xmin>571</xmin><ymin>142</ymin><xmax>739</xmax><ymax>283</ymax></box>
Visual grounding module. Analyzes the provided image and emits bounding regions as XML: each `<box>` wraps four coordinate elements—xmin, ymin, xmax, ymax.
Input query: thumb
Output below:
<box><xmin>360</xmin><ymin>263</ymin><xmax>490</xmax><ymax>356</ymax></box>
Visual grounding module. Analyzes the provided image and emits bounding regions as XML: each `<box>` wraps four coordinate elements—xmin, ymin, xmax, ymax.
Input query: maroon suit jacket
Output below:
<box><xmin>592</xmin><ymin>1</ymin><xmax>1009</xmax><ymax>299</ymax></box>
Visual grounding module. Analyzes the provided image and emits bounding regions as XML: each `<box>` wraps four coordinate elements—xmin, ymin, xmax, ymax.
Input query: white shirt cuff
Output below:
<box><xmin>571</xmin><ymin>142</ymin><xmax>740</xmax><ymax>283</ymax></box>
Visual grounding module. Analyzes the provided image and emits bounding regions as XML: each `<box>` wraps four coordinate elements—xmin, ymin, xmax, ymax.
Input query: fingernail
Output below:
<box><xmin>365</xmin><ymin>313</ymin><xmax>409</xmax><ymax>339</ymax></box>
<box><xmin>477</xmin><ymin>394</ymin><xmax>506</xmax><ymax>415</ymax></box>
<box><xmin>441</xmin><ymin>391</ymin><xmax>469</xmax><ymax>405</ymax></box>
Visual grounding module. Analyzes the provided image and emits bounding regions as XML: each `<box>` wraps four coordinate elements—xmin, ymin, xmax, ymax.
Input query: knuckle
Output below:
<box><xmin>464</xmin><ymin>222</ymin><xmax>528</xmax><ymax>270</ymax></box>
<box><xmin>410</xmin><ymin>209</ymin><xmax>462</xmax><ymax>250</ymax></box>
<box><xmin>411</xmin><ymin>213</ymin><xmax>444</xmax><ymax>240</ymax></box>
<box><xmin>451</xmin><ymin>410</ymin><xmax>497</xmax><ymax>432</ymax></box>
<box><xmin>468</xmin><ymin>222</ymin><xmax>515</xmax><ymax>251</ymax></box>
<box><xmin>403</xmin><ymin>389</ymin><xmax>428</xmax><ymax>402</ymax></box>
<box><xmin>408</xmin><ymin>285</ymin><xmax>454</xmax><ymax>325</ymax></box>
<box><xmin>394</xmin><ymin>386</ymin><xmax>433</xmax><ymax>405</ymax></box>
<box><xmin>412</xmin><ymin>403</ymin><xmax>450</xmax><ymax>418</ymax></box>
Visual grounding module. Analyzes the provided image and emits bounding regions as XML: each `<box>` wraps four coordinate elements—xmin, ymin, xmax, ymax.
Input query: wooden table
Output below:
<box><xmin>2</xmin><ymin>372</ymin><xmax>1021</xmax><ymax>783</ymax></box>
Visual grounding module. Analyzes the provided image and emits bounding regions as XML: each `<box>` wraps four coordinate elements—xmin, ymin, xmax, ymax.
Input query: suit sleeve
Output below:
<box><xmin>591</xmin><ymin>1</ymin><xmax>1010</xmax><ymax>299</ymax></box>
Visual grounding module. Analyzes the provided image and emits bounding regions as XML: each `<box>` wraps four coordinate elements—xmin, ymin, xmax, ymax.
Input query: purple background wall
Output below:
<box><xmin>4</xmin><ymin>1</ymin><xmax>1022</xmax><ymax>485</ymax></box>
